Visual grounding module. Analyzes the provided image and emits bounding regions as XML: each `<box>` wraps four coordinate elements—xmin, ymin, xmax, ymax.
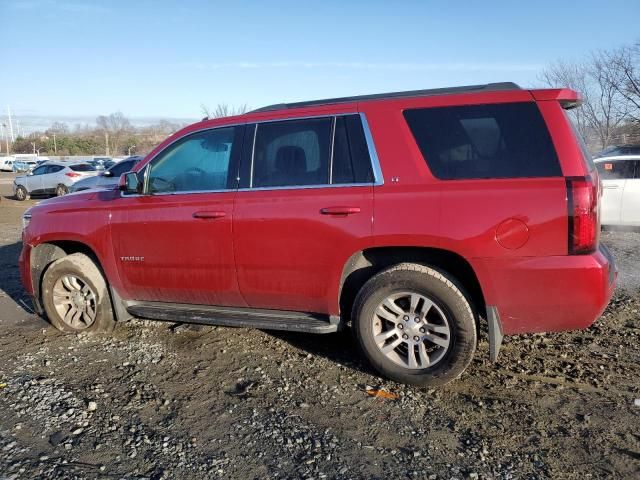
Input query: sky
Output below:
<box><xmin>1</xmin><ymin>0</ymin><xmax>640</xmax><ymax>124</ymax></box>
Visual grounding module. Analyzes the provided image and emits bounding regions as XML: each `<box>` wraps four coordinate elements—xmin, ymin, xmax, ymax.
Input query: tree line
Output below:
<box><xmin>541</xmin><ymin>39</ymin><xmax>640</xmax><ymax>151</ymax></box>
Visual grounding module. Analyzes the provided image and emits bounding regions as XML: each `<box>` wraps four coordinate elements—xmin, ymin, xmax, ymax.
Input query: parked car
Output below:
<box><xmin>70</xmin><ymin>156</ymin><xmax>143</xmax><ymax>192</ymax></box>
<box><xmin>0</xmin><ymin>157</ymin><xmax>14</xmax><ymax>172</ymax></box>
<box><xmin>13</xmin><ymin>162</ymin><xmax>98</xmax><ymax>200</ymax></box>
<box><xmin>87</xmin><ymin>157</ymin><xmax>115</xmax><ymax>171</ymax></box>
<box><xmin>19</xmin><ymin>82</ymin><xmax>616</xmax><ymax>386</ymax></box>
<box><xmin>595</xmin><ymin>144</ymin><xmax>640</xmax><ymax>158</ymax></box>
<box><xmin>595</xmin><ymin>156</ymin><xmax>640</xmax><ymax>226</ymax></box>
<box><xmin>13</xmin><ymin>159</ymin><xmax>38</xmax><ymax>172</ymax></box>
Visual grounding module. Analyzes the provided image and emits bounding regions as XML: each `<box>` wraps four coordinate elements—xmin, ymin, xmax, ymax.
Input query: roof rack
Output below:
<box><xmin>250</xmin><ymin>82</ymin><xmax>521</xmax><ymax>113</ymax></box>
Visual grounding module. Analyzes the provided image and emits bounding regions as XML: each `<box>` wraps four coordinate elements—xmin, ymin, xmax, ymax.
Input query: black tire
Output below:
<box><xmin>56</xmin><ymin>184</ymin><xmax>68</xmax><ymax>196</ymax></box>
<box><xmin>15</xmin><ymin>185</ymin><xmax>29</xmax><ymax>201</ymax></box>
<box><xmin>352</xmin><ymin>263</ymin><xmax>477</xmax><ymax>386</ymax></box>
<box><xmin>41</xmin><ymin>253</ymin><xmax>116</xmax><ymax>334</ymax></box>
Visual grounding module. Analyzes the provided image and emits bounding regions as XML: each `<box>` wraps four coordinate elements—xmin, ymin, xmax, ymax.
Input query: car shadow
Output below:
<box><xmin>0</xmin><ymin>240</ymin><xmax>34</xmax><ymax>314</ymax></box>
<box><xmin>264</xmin><ymin>327</ymin><xmax>380</xmax><ymax>377</ymax></box>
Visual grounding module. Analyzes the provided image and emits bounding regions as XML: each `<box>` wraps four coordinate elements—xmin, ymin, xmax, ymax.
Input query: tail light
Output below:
<box><xmin>566</xmin><ymin>175</ymin><xmax>599</xmax><ymax>254</ymax></box>
<box><xmin>65</xmin><ymin>172</ymin><xmax>81</xmax><ymax>178</ymax></box>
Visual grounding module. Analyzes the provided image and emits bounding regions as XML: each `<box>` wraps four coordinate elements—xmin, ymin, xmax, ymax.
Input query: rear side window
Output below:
<box><xmin>404</xmin><ymin>102</ymin><xmax>562</xmax><ymax>180</ymax></box>
<box><xmin>70</xmin><ymin>163</ymin><xmax>96</xmax><ymax>172</ymax></box>
<box><xmin>332</xmin><ymin>115</ymin><xmax>374</xmax><ymax>184</ymax></box>
<box><xmin>596</xmin><ymin>160</ymin><xmax>636</xmax><ymax>180</ymax></box>
<box><xmin>252</xmin><ymin>118</ymin><xmax>332</xmax><ymax>188</ymax></box>
<box><xmin>46</xmin><ymin>165</ymin><xmax>64</xmax><ymax>174</ymax></box>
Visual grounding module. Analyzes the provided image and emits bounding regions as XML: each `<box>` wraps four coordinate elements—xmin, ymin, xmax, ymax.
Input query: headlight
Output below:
<box><xmin>22</xmin><ymin>212</ymin><xmax>32</xmax><ymax>230</ymax></box>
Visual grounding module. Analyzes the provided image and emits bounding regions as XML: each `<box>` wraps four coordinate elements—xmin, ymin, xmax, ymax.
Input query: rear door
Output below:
<box><xmin>597</xmin><ymin>160</ymin><xmax>634</xmax><ymax>226</ymax></box>
<box><xmin>621</xmin><ymin>160</ymin><xmax>640</xmax><ymax>226</ymax></box>
<box><xmin>233</xmin><ymin>115</ymin><xmax>376</xmax><ymax>314</ymax></box>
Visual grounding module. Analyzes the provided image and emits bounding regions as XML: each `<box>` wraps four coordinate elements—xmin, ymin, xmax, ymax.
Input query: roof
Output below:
<box><xmin>594</xmin><ymin>155</ymin><xmax>640</xmax><ymax>162</ymax></box>
<box><xmin>250</xmin><ymin>82</ymin><xmax>521</xmax><ymax>113</ymax></box>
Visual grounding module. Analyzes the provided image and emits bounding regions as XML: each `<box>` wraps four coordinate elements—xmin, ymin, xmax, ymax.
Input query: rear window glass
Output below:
<box><xmin>403</xmin><ymin>102</ymin><xmax>562</xmax><ymax>180</ymax></box>
<box><xmin>596</xmin><ymin>160</ymin><xmax>636</xmax><ymax>180</ymax></box>
<box><xmin>70</xmin><ymin>163</ymin><xmax>96</xmax><ymax>172</ymax></box>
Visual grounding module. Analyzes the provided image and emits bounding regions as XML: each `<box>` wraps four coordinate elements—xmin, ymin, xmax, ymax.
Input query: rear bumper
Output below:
<box><xmin>473</xmin><ymin>244</ymin><xmax>616</xmax><ymax>335</ymax></box>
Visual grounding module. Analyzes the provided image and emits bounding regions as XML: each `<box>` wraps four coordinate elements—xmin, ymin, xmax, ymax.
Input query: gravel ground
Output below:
<box><xmin>0</xmin><ymin>173</ymin><xmax>639</xmax><ymax>479</ymax></box>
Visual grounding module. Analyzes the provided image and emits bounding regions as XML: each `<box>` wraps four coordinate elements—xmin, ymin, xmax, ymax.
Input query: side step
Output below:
<box><xmin>125</xmin><ymin>301</ymin><xmax>340</xmax><ymax>334</ymax></box>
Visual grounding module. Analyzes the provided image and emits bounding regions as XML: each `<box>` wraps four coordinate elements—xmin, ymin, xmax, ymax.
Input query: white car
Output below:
<box><xmin>13</xmin><ymin>161</ymin><xmax>98</xmax><ymax>200</ymax></box>
<box><xmin>595</xmin><ymin>156</ymin><xmax>640</xmax><ymax>227</ymax></box>
<box><xmin>0</xmin><ymin>157</ymin><xmax>14</xmax><ymax>172</ymax></box>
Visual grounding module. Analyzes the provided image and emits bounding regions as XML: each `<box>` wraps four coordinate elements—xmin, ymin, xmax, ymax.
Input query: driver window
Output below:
<box><xmin>147</xmin><ymin>127</ymin><xmax>237</xmax><ymax>194</ymax></box>
<box><xmin>32</xmin><ymin>166</ymin><xmax>48</xmax><ymax>175</ymax></box>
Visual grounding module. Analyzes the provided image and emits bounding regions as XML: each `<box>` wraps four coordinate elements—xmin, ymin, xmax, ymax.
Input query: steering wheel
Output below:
<box><xmin>149</xmin><ymin>176</ymin><xmax>175</xmax><ymax>193</ymax></box>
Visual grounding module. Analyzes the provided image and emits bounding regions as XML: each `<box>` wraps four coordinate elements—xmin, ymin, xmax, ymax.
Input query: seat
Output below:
<box><xmin>267</xmin><ymin>145</ymin><xmax>309</xmax><ymax>186</ymax></box>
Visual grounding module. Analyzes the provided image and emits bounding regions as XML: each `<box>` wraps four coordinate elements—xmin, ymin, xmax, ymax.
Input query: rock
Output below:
<box><xmin>49</xmin><ymin>431</ymin><xmax>64</xmax><ymax>446</ymax></box>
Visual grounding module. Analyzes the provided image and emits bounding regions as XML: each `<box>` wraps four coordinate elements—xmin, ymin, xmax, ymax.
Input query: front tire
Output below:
<box><xmin>56</xmin><ymin>184</ymin><xmax>68</xmax><ymax>196</ymax></box>
<box><xmin>352</xmin><ymin>263</ymin><xmax>477</xmax><ymax>386</ymax></box>
<box><xmin>41</xmin><ymin>253</ymin><xmax>116</xmax><ymax>333</ymax></box>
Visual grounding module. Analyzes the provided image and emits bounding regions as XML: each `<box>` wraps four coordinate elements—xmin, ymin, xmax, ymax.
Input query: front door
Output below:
<box><xmin>598</xmin><ymin>160</ymin><xmax>634</xmax><ymax>226</ymax></box>
<box><xmin>233</xmin><ymin>115</ymin><xmax>376</xmax><ymax>314</ymax></box>
<box><xmin>110</xmin><ymin>125</ymin><xmax>247</xmax><ymax>306</ymax></box>
<box><xmin>24</xmin><ymin>165</ymin><xmax>46</xmax><ymax>194</ymax></box>
<box><xmin>621</xmin><ymin>160</ymin><xmax>640</xmax><ymax>226</ymax></box>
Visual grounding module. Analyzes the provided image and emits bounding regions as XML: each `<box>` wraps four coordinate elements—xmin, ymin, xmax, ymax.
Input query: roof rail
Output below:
<box><xmin>250</xmin><ymin>82</ymin><xmax>521</xmax><ymax>113</ymax></box>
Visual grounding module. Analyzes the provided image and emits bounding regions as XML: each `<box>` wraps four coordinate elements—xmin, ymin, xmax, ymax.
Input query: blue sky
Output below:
<box><xmin>1</xmin><ymin>0</ymin><xmax>639</xmax><ymax>121</ymax></box>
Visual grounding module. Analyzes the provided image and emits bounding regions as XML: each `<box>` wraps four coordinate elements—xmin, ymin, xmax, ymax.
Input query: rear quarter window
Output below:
<box><xmin>403</xmin><ymin>102</ymin><xmax>562</xmax><ymax>180</ymax></box>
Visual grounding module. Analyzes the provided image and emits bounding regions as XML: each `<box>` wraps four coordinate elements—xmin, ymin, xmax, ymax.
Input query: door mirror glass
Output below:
<box><xmin>119</xmin><ymin>171</ymin><xmax>142</xmax><ymax>194</ymax></box>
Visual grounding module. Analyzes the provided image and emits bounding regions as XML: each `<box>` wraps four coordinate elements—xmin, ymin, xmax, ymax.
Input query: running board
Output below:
<box><xmin>125</xmin><ymin>301</ymin><xmax>340</xmax><ymax>334</ymax></box>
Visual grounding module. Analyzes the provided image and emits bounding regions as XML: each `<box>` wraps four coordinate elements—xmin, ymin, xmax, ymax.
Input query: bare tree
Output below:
<box><xmin>598</xmin><ymin>42</ymin><xmax>640</xmax><ymax>123</ymax></box>
<box><xmin>201</xmin><ymin>103</ymin><xmax>249</xmax><ymax>119</ymax></box>
<box><xmin>96</xmin><ymin>112</ymin><xmax>133</xmax><ymax>155</ymax></box>
<box><xmin>541</xmin><ymin>57</ymin><xmax>626</xmax><ymax>149</ymax></box>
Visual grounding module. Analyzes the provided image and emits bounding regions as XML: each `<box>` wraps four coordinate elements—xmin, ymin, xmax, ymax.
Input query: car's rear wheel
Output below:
<box><xmin>56</xmin><ymin>184</ymin><xmax>68</xmax><ymax>196</ymax></box>
<box><xmin>41</xmin><ymin>253</ymin><xmax>116</xmax><ymax>333</ymax></box>
<box><xmin>352</xmin><ymin>263</ymin><xmax>477</xmax><ymax>386</ymax></box>
<box><xmin>15</xmin><ymin>186</ymin><xmax>29</xmax><ymax>201</ymax></box>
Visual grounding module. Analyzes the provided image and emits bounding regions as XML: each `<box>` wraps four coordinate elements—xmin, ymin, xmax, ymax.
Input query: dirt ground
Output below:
<box><xmin>0</xmin><ymin>172</ymin><xmax>638</xmax><ymax>480</ymax></box>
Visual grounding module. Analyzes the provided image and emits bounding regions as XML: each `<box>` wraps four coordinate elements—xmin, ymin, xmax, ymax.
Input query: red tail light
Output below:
<box><xmin>566</xmin><ymin>175</ymin><xmax>599</xmax><ymax>254</ymax></box>
<box><xmin>65</xmin><ymin>172</ymin><xmax>81</xmax><ymax>178</ymax></box>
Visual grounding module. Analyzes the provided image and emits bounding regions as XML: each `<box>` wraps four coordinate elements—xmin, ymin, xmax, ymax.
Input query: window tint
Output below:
<box><xmin>109</xmin><ymin>160</ymin><xmax>135</xmax><ymax>177</ymax></box>
<box><xmin>46</xmin><ymin>165</ymin><xmax>64</xmax><ymax>174</ymax></box>
<box><xmin>148</xmin><ymin>127</ymin><xmax>237</xmax><ymax>193</ymax></box>
<box><xmin>404</xmin><ymin>102</ymin><xmax>562</xmax><ymax>180</ymax></box>
<box><xmin>252</xmin><ymin>118</ymin><xmax>332</xmax><ymax>187</ymax></box>
<box><xmin>596</xmin><ymin>160</ymin><xmax>635</xmax><ymax>180</ymax></box>
<box><xmin>70</xmin><ymin>163</ymin><xmax>96</xmax><ymax>172</ymax></box>
<box><xmin>332</xmin><ymin>115</ymin><xmax>374</xmax><ymax>184</ymax></box>
<box><xmin>31</xmin><ymin>165</ymin><xmax>47</xmax><ymax>175</ymax></box>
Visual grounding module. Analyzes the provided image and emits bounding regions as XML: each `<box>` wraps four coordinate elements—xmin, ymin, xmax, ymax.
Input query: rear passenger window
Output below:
<box><xmin>70</xmin><ymin>164</ymin><xmax>96</xmax><ymax>172</ymax></box>
<box><xmin>596</xmin><ymin>160</ymin><xmax>636</xmax><ymax>180</ymax></box>
<box><xmin>332</xmin><ymin>116</ymin><xmax>374</xmax><ymax>184</ymax></box>
<box><xmin>252</xmin><ymin>118</ymin><xmax>332</xmax><ymax>188</ymax></box>
<box><xmin>404</xmin><ymin>103</ymin><xmax>562</xmax><ymax>180</ymax></box>
<box><xmin>46</xmin><ymin>165</ymin><xmax>64</xmax><ymax>174</ymax></box>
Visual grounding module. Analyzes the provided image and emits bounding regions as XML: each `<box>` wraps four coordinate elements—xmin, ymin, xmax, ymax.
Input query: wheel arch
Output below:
<box><xmin>338</xmin><ymin>246</ymin><xmax>486</xmax><ymax>322</ymax></box>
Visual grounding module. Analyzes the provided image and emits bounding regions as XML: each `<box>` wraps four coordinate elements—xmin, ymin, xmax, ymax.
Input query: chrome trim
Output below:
<box><xmin>328</xmin><ymin>116</ymin><xmax>336</xmax><ymax>184</ymax></box>
<box><xmin>359</xmin><ymin>112</ymin><xmax>384</xmax><ymax>185</ymax></box>
<box><xmin>118</xmin><ymin>112</ymin><xmax>384</xmax><ymax>198</ymax></box>
<box><xmin>249</xmin><ymin>124</ymin><xmax>258</xmax><ymax>188</ymax></box>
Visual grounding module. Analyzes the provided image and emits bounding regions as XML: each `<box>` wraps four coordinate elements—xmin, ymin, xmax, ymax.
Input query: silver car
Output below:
<box><xmin>70</xmin><ymin>156</ymin><xmax>143</xmax><ymax>193</ymax></box>
<box><xmin>13</xmin><ymin>161</ymin><xmax>98</xmax><ymax>200</ymax></box>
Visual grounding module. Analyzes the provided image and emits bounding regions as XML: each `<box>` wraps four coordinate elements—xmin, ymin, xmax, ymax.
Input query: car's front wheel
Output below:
<box><xmin>352</xmin><ymin>263</ymin><xmax>477</xmax><ymax>386</ymax></box>
<box><xmin>55</xmin><ymin>184</ymin><xmax>69</xmax><ymax>196</ymax></box>
<box><xmin>41</xmin><ymin>253</ymin><xmax>116</xmax><ymax>333</ymax></box>
<box><xmin>15</xmin><ymin>186</ymin><xmax>29</xmax><ymax>201</ymax></box>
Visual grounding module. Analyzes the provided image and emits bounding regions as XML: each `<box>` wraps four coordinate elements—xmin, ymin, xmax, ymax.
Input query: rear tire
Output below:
<box><xmin>56</xmin><ymin>184</ymin><xmax>68</xmax><ymax>196</ymax></box>
<box><xmin>41</xmin><ymin>253</ymin><xmax>116</xmax><ymax>334</ymax></box>
<box><xmin>352</xmin><ymin>263</ymin><xmax>477</xmax><ymax>386</ymax></box>
<box><xmin>15</xmin><ymin>186</ymin><xmax>29</xmax><ymax>201</ymax></box>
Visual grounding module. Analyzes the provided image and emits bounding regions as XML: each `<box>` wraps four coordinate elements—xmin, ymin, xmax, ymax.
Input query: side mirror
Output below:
<box><xmin>102</xmin><ymin>170</ymin><xmax>112</xmax><ymax>177</ymax></box>
<box><xmin>118</xmin><ymin>171</ymin><xmax>143</xmax><ymax>194</ymax></box>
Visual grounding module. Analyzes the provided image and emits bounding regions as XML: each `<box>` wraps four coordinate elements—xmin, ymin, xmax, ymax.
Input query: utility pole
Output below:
<box><xmin>105</xmin><ymin>132</ymin><xmax>110</xmax><ymax>156</ymax></box>
<box><xmin>53</xmin><ymin>132</ymin><xmax>57</xmax><ymax>154</ymax></box>
<box><xmin>31</xmin><ymin>142</ymin><xmax>36</xmax><ymax>154</ymax></box>
<box><xmin>7</xmin><ymin>106</ymin><xmax>14</xmax><ymax>142</ymax></box>
<box><xmin>128</xmin><ymin>145</ymin><xmax>136</xmax><ymax>156</ymax></box>
<box><xmin>0</xmin><ymin>123</ymin><xmax>8</xmax><ymax>154</ymax></box>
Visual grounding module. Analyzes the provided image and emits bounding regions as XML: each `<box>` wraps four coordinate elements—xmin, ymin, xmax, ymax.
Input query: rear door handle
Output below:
<box><xmin>193</xmin><ymin>211</ymin><xmax>227</xmax><ymax>219</ymax></box>
<box><xmin>320</xmin><ymin>206</ymin><xmax>361</xmax><ymax>216</ymax></box>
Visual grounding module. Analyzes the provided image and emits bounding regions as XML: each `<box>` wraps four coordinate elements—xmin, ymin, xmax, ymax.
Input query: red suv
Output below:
<box><xmin>19</xmin><ymin>82</ymin><xmax>616</xmax><ymax>386</ymax></box>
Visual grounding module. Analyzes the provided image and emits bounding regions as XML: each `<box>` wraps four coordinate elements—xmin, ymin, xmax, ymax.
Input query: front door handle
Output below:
<box><xmin>320</xmin><ymin>206</ymin><xmax>361</xmax><ymax>216</ymax></box>
<box><xmin>193</xmin><ymin>211</ymin><xmax>227</xmax><ymax>219</ymax></box>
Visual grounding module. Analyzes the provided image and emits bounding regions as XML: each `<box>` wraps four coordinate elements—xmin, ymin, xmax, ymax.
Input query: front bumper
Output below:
<box><xmin>473</xmin><ymin>244</ymin><xmax>617</xmax><ymax>335</ymax></box>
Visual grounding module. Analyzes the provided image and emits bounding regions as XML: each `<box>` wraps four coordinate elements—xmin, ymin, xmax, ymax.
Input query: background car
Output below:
<box><xmin>87</xmin><ymin>157</ymin><xmax>115</xmax><ymax>171</ymax></box>
<box><xmin>13</xmin><ymin>161</ymin><xmax>98</xmax><ymax>200</ymax></box>
<box><xmin>12</xmin><ymin>159</ymin><xmax>38</xmax><ymax>172</ymax></box>
<box><xmin>0</xmin><ymin>157</ymin><xmax>15</xmax><ymax>172</ymax></box>
<box><xmin>595</xmin><ymin>155</ymin><xmax>640</xmax><ymax>226</ymax></box>
<box><xmin>595</xmin><ymin>144</ymin><xmax>640</xmax><ymax>158</ymax></box>
<box><xmin>70</xmin><ymin>156</ymin><xmax>143</xmax><ymax>192</ymax></box>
